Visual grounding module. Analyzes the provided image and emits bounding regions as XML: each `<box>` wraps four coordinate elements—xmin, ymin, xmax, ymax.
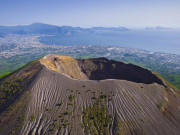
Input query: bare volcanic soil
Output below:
<box><xmin>0</xmin><ymin>54</ymin><xmax>180</xmax><ymax>135</ymax></box>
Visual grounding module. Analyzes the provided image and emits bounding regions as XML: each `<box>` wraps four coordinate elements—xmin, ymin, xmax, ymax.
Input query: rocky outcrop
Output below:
<box><xmin>40</xmin><ymin>54</ymin><xmax>88</xmax><ymax>80</ymax></box>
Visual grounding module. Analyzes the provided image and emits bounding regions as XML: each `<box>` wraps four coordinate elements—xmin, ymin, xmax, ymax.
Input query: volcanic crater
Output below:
<box><xmin>0</xmin><ymin>54</ymin><xmax>180</xmax><ymax>135</ymax></box>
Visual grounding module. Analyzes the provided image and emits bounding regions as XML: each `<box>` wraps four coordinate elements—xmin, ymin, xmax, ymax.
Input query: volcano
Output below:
<box><xmin>0</xmin><ymin>54</ymin><xmax>180</xmax><ymax>135</ymax></box>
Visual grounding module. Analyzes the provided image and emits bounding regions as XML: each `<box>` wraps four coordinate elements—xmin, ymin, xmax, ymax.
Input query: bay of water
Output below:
<box><xmin>39</xmin><ymin>29</ymin><xmax>180</xmax><ymax>55</ymax></box>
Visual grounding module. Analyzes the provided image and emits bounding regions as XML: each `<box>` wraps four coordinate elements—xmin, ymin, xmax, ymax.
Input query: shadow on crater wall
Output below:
<box><xmin>78</xmin><ymin>57</ymin><xmax>164</xmax><ymax>85</ymax></box>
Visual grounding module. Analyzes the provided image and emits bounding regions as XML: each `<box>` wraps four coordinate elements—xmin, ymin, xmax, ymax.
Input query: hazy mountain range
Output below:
<box><xmin>0</xmin><ymin>23</ymin><xmax>130</xmax><ymax>36</ymax></box>
<box><xmin>0</xmin><ymin>23</ymin><xmax>176</xmax><ymax>36</ymax></box>
<box><xmin>1</xmin><ymin>23</ymin><xmax>179</xmax><ymax>55</ymax></box>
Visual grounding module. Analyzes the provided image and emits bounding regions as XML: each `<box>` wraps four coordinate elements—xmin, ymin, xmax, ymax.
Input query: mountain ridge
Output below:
<box><xmin>0</xmin><ymin>23</ymin><xmax>129</xmax><ymax>35</ymax></box>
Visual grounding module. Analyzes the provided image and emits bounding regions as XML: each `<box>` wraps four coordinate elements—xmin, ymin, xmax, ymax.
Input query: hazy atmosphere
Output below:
<box><xmin>1</xmin><ymin>0</ymin><xmax>180</xmax><ymax>28</ymax></box>
<box><xmin>0</xmin><ymin>0</ymin><xmax>180</xmax><ymax>135</ymax></box>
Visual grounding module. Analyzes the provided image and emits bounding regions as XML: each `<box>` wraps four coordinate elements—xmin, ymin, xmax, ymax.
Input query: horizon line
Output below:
<box><xmin>0</xmin><ymin>22</ymin><xmax>179</xmax><ymax>29</ymax></box>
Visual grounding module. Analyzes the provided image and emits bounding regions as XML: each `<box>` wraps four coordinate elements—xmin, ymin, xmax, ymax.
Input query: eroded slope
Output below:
<box><xmin>21</xmin><ymin>68</ymin><xmax>180</xmax><ymax>135</ymax></box>
<box><xmin>0</xmin><ymin>55</ymin><xmax>180</xmax><ymax>135</ymax></box>
<box><xmin>0</xmin><ymin>61</ymin><xmax>43</xmax><ymax>135</ymax></box>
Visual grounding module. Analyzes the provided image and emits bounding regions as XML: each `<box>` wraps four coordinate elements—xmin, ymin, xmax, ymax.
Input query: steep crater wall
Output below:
<box><xmin>40</xmin><ymin>55</ymin><xmax>164</xmax><ymax>85</ymax></box>
<box><xmin>78</xmin><ymin>57</ymin><xmax>164</xmax><ymax>85</ymax></box>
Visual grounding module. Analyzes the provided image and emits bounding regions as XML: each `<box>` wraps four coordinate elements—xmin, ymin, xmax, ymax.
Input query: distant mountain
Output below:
<box><xmin>0</xmin><ymin>23</ymin><xmax>73</xmax><ymax>35</ymax></box>
<box><xmin>145</xmin><ymin>26</ymin><xmax>171</xmax><ymax>30</ymax></box>
<box><xmin>0</xmin><ymin>23</ymin><xmax>129</xmax><ymax>36</ymax></box>
<box><xmin>91</xmin><ymin>27</ymin><xmax>129</xmax><ymax>32</ymax></box>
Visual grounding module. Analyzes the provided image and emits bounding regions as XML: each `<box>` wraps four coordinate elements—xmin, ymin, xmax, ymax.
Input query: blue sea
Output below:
<box><xmin>39</xmin><ymin>29</ymin><xmax>180</xmax><ymax>55</ymax></box>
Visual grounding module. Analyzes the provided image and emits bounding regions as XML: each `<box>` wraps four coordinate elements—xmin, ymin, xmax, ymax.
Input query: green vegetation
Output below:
<box><xmin>0</xmin><ymin>51</ymin><xmax>179</xmax><ymax>90</ymax></box>
<box><xmin>163</xmin><ymin>74</ymin><xmax>180</xmax><ymax>89</ymax></box>
<box><xmin>154</xmin><ymin>72</ymin><xmax>180</xmax><ymax>91</ymax></box>
<box><xmin>0</xmin><ymin>54</ymin><xmax>43</xmax><ymax>75</ymax></box>
<box><xmin>50</xmin><ymin>121</ymin><xmax>59</xmax><ymax>131</ymax></box>
<box><xmin>63</xmin><ymin>112</ymin><xmax>70</xmax><ymax>115</ymax></box>
<box><xmin>8</xmin><ymin>91</ymin><xmax>31</xmax><ymax>135</ymax></box>
<box><xmin>18</xmin><ymin>116</ymin><xmax>25</xmax><ymax>124</ymax></box>
<box><xmin>75</xmin><ymin>54</ymin><xmax>95</xmax><ymax>59</ymax></box>
<box><xmin>117</xmin><ymin>57</ymin><xmax>146</xmax><ymax>68</ymax></box>
<box><xmin>62</xmin><ymin>123</ymin><xmax>68</xmax><ymax>128</ymax></box>
<box><xmin>29</xmin><ymin>114</ymin><xmax>36</xmax><ymax>122</ymax></box>
<box><xmin>157</xmin><ymin>104</ymin><xmax>163</xmax><ymax>109</ymax></box>
<box><xmin>45</xmin><ymin>107</ymin><xmax>50</xmax><ymax>111</ymax></box>
<box><xmin>0</xmin><ymin>59</ymin><xmax>42</xmax><ymax>134</ymax></box>
<box><xmin>10</xmin><ymin>130</ymin><xmax>15</xmax><ymax>135</ymax></box>
<box><xmin>137</xmin><ymin>107</ymin><xmax>142</xmax><ymax>111</ymax></box>
<box><xmin>0</xmin><ymin>78</ymin><xmax>24</xmax><ymax>106</ymax></box>
<box><xmin>114</xmin><ymin>117</ymin><xmax>126</xmax><ymax>135</ymax></box>
<box><xmin>69</xmin><ymin>95</ymin><xmax>74</xmax><ymax>101</ymax></box>
<box><xmin>99</xmin><ymin>95</ymin><xmax>107</xmax><ymax>99</ymax></box>
<box><xmin>91</xmin><ymin>96</ymin><xmax>96</xmax><ymax>100</ymax></box>
<box><xmin>0</xmin><ymin>72</ymin><xmax>11</xmax><ymax>78</ymax></box>
<box><xmin>115</xmin><ymin>57</ymin><xmax>180</xmax><ymax>90</ymax></box>
<box><xmin>82</xmin><ymin>96</ymin><xmax>113</xmax><ymax>135</ymax></box>
<box><xmin>77</xmin><ymin>54</ymin><xmax>180</xmax><ymax>90</ymax></box>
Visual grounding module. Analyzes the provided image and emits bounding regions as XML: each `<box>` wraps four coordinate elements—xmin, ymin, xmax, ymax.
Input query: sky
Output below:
<box><xmin>0</xmin><ymin>0</ymin><xmax>180</xmax><ymax>28</ymax></box>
